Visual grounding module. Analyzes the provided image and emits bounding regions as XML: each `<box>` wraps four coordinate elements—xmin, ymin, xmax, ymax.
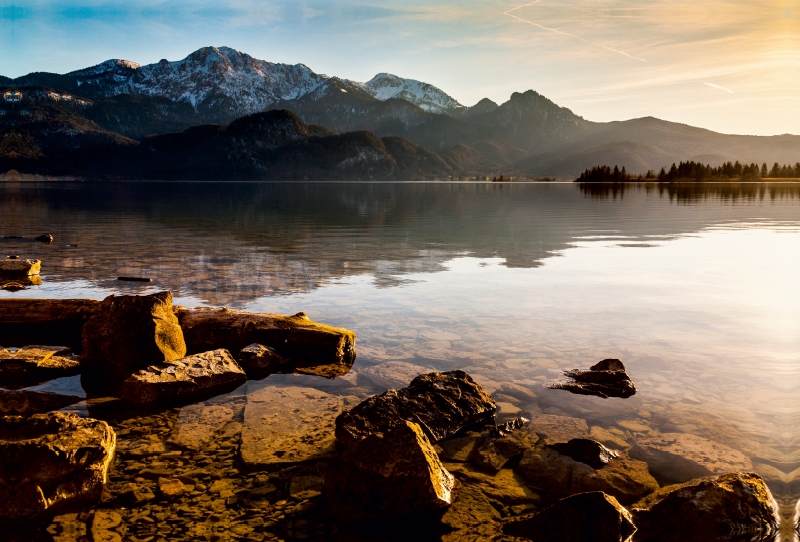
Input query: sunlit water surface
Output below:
<box><xmin>2</xmin><ymin>181</ymin><xmax>800</xmax><ymax>539</ymax></box>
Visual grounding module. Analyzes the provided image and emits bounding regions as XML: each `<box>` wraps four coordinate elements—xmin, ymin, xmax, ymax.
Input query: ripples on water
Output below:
<box><xmin>1</xmin><ymin>181</ymin><xmax>800</xmax><ymax>540</ymax></box>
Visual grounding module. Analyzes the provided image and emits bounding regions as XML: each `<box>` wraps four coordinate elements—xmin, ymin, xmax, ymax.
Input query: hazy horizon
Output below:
<box><xmin>2</xmin><ymin>0</ymin><xmax>798</xmax><ymax>137</ymax></box>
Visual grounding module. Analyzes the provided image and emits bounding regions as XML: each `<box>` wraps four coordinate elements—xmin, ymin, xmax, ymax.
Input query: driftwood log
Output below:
<box><xmin>0</xmin><ymin>299</ymin><xmax>101</xmax><ymax>349</ymax></box>
<box><xmin>174</xmin><ymin>307</ymin><xmax>357</xmax><ymax>377</ymax></box>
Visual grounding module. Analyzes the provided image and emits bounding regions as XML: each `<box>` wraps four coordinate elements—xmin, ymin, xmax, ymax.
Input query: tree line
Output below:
<box><xmin>576</xmin><ymin>161</ymin><xmax>800</xmax><ymax>182</ymax></box>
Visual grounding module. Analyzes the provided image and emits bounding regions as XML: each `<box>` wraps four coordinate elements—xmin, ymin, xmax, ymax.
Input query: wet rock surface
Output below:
<box><xmin>548</xmin><ymin>438</ymin><xmax>620</xmax><ymax>470</ymax></box>
<box><xmin>518</xmin><ymin>441</ymin><xmax>658</xmax><ymax>505</ymax></box>
<box><xmin>633</xmin><ymin>472</ymin><xmax>779</xmax><ymax>542</ymax></box>
<box><xmin>0</xmin><ymin>346</ymin><xmax>80</xmax><ymax>388</ymax></box>
<box><xmin>241</xmin><ymin>385</ymin><xmax>343</xmax><ymax>465</ymax></box>
<box><xmin>0</xmin><ymin>412</ymin><xmax>116</xmax><ymax>526</ymax></box>
<box><xmin>120</xmin><ymin>349</ymin><xmax>247</xmax><ymax>405</ymax></box>
<box><xmin>335</xmin><ymin>370</ymin><xmax>497</xmax><ymax>450</ymax></box>
<box><xmin>238</xmin><ymin>343</ymin><xmax>292</xmax><ymax>379</ymax></box>
<box><xmin>504</xmin><ymin>491</ymin><xmax>637</xmax><ymax>542</ymax></box>
<box><xmin>629</xmin><ymin>432</ymin><xmax>754</xmax><ymax>485</ymax></box>
<box><xmin>551</xmin><ymin>358</ymin><xmax>637</xmax><ymax>399</ymax></box>
<box><xmin>325</xmin><ymin>420</ymin><xmax>455</xmax><ymax>522</ymax></box>
<box><xmin>0</xmin><ymin>389</ymin><xmax>83</xmax><ymax>416</ymax></box>
<box><xmin>81</xmin><ymin>292</ymin><xmax>187</xmax><ymax>378</ymax></box>
<box><xmin>0</xmin><ymin>257</ymin><xmax>41</xmax><ymax>276</ymax></box>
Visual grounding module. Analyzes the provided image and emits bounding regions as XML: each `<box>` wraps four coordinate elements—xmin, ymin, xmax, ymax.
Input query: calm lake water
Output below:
<box><xmin>2</xmin><ymin>181</ymin><xmax>800</xmax><ymax>539</ymax></box>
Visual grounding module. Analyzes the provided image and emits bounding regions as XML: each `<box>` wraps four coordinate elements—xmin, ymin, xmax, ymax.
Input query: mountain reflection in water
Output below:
<box><xmin>1</xmin><ymin>181</ymin><xmax>800</xmax><ymax>540</ymax></box>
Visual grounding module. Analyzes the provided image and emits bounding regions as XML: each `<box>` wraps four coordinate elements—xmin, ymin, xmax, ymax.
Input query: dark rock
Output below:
<box><xmin>440</xmin><ymin>486</ymin><xmax>502</xmax><ymax>541</ymax></box>
<box><xmin>0</xmin><ymin>345</ymin><xmax>80</xmax><ymax>388</ymax></box>
<box><xmin>325</xmin><ymin>420</ymin><xmax>455</xmax><ymax>522</ymax></box>
<box><xmin>547</xmin><ymin>438</ymin><xmax>619</xmax><ymax>470</ymax></box>
<box><xmin>488</xmin><ymin>416</ymin><xmax>529</xmax><ymax>439</ymax></box>
<box><xmin>237</xmin><ymin>343</ymin><xmax>291</xmax><ymax>378</ymax></box>
<box><xmin>117</xmin><ymin>276</ymin><xmax>152</xmax><ymax>282</ymax></box>
<box><xmin>550</xmin><ymin>358</ymin><xmax>636</xmax><ymax>399</ymax></box>
<box><xmin>0</xmin><ymin>258</ymin><xmax>40</xmax><ymax>277</ymax></box>
<box><xmin>81</xmin><ymin>292</ymin><xmax>187</xmax><ymax>378</ymax></box>
<box><xmin>0</xmin><ymin>389</ymin><xmax>82</xmax><ymax>416</ymax></box>
<box><xmin>34</xmin><ymin>234</ymin><xmax>53</xmax><ymax>244</ymax></box>
<box><xmin>471</xmin><ymin>418</ymin><xmax>536</xmax><ymax>472</ymax></box>
<box><xmin>120</xmin><ymin>348</ymin><xmax>246</xmax><ymax>405</ymax></box>
<box><xmin>517</xmin><ymin>443</ymin><xmax>658</xmax><ymax>505</ymax></box>
<box><xmin>504</xmin><ymin>491</ymin><xmax>636</xmax><ymax>542</ymax></box>
<box><xmin>0</xmin><ymin>412</ymin><xmax>116</xmax><ymax>526</ymax></box>
<box><xmin>632</xmin><ymin>472</ymin><xmax>779</xmax><ymax>542</ymax></box>
<box><xmin>0</xmin><ymin>298</ymin><xmax>101</xmax><ymax>350</ymax></box>
<box><xmin>335</xmin><ymin>370</ymin><xmax>496</xmax><ymax>450</ymax></box>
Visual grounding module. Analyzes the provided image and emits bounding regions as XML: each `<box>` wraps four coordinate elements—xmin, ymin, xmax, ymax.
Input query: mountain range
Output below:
<box><xmin>2</xmin><ymin>46</ymin><xmax>799</xmax><ymax>180</ymax></box>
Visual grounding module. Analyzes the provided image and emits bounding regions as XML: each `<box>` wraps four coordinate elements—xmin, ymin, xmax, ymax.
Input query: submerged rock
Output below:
<box><xmin>0</xmin><ymin>258</ymin><xmax>40</xmax><ymax>277</ymax></box>
<box><xmin>547</xmin><ymin>438</ymin><xmax>620</xmax><ymax>470</ymax></box>
<box><xmin>632</xmin><ymin>472</ymin><xmax>779</xmax><ymax>542</ymax></box>
<box><xmin>34</xmin><ymin>234</ymin><xmax>53</xmax><ymax>244</ymax></box>
<box><xmin>237</xmin><ymin>343</ymin><xmax>291</xmax><ymax>379</ymax></box>
<box><xmin>524</xmin><ymin>412</ymin><xmax>590</xmax><ymax>444</ymax></box>
<box><xmin>335</xmin><ymin>370</ymin><xmax>496</xmax><ymax>450</ymax></box>
<box><xmin>119</xmin><ymin>349</ymin><xmax>246</xmax><ymax>405</ymax></box>
<box><xmin>81</xmin><ymin>292</ymin><xmax>186</xmax><ymax>378</ymax></box>
<box><xmin>471</xmin><ymin>418</ymin><xmax>536</xmax><ymax>472</ymax></box>
<box><xmin>325</xmin><ymin>420</ymin><xmax>455</xmax><ymax>522</ymax></box>
<box><xmin>551</xmin><ymin>358</ymin><xmax>636</xmax><ymax>399</ymax></box>
<box><xmin>629</xmin><ymin>432</ymin><xmax>753</xmax><ymax>485</ymax></box>
<box><xmin>504</xmin><ymin>491</ymin><xmax>636</xmax><ymax>542</ymax></box>
<box><xmin>0</xmin><ymin>345</ymin><xmax>80</xmax><ymax>388</ymax></box>
<box><xmin>240</xmin><ymin>385</ymin><xmax>343</xmax><ymax>466</ymax></box>
<box><xmin>0</xmin><ymin>412</ymin><xmax>116</xmax><ymax>526</ymax></box>
<box><xmin>358</xmin><ymin>361</ymin><xmax>436</xmax><ymax>390</ymax></box>
<box><xmin>518</xmin><ymin>440</ymin><xmax>658</xmax><ymax>505</ymax></box>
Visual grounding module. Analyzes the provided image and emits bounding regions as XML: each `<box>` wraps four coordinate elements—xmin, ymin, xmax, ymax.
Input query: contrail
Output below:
<box><xmin>503</xmin><ymin>1</ymin><xmax>646</xmax><ymax>62</ymax></box>
<box><xmin>703</xmin><ymin>82</ymin><xmax>734</xmax><ymax>94</ymax></box>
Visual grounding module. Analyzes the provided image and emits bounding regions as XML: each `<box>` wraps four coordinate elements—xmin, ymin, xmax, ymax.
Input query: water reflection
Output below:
<box><xmin>580</xmin><ymin>181</ymin><xmax>800</xmax><ymax>203</ymax></box>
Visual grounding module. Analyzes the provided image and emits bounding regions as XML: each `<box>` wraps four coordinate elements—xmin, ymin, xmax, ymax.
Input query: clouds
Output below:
<box><xmin>0</xmin><ymin>0</ymin><xmax>797</xmax><ymax>135</ymax></box>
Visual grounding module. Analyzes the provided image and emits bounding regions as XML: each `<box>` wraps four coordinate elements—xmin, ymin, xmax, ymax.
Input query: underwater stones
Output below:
<box><xmin>524</xmin><ymin>412</ymin><xmax>589</xmax><ymax>444</ymax></box>
<box><xmin>628</xmin><ymin>433</ymin><xmax>753</xmax><ymax>485</ymax></box>
<box><xmin>518</xmin><ymin>442</ymin><xmax>658</xmax><ymax>505</ymax></box>
<box><xmin>0</xmin><ymin>412</ymin><xmax>116</xmax><ymax>526</ymax></box>
<box><xmin>471</xmin><ymin>419</ymin><xmax>536</xmax><ymax>472</ymax></box>
<box><xmin>325</xmin><ymin>420</ymin><xmax>455</xmax><ymax>522</ymax></box>
<box><xmin>0</xmin><ymin>345</ymin><xmax>80</xmax><ymax>388</ymax></box>
<box><xmin>0</xmin><ymin>389</ymin><xmax>83</xmax><ymax>417</ymax></box>
<box><xmin>240</xmin><ymin>385</ymin><xmax>343</xmax><ymax>466</ymax></box>
<box><xmin>633</xmin><ymin>472</ymin><xmax>779</xmax><ymax>542</ymax></box>
<box><xmin>173</xmin><ymin>307</ymin><xmax>356</xmax><ymax>375</ymax></box>
<box><xmin>357</xmin><ymin>361</ymin><xmax>436</xmax><ymax>390</ymax></box>
<box><xmin>551</xmin><ymin>358</ymin><xmax>636</xmax><ymax>399</ymax></box>
<box><xmin>119</xmin><ymin>349</ymin><xmax>246</xmax><ymax>405</ymax></box>
<box><xmin>335</xmin><ymin>370</ymin><xmax>496</xmax><ymax>451</ymax></box>
<box><xmin>504</xmin><ymin>491</ymin><xmax>636</xmax><ymax>542</ymax></box>
<box><xmin>237</xmin><ymin>343</ymin><xmax>291</xmax><ymax>379</ymax></box>
<box><xmin>81</xmin><ymin>292</ymin><xmax>186</xmax><ymax>378</ymax></box>
<box><xmin>444</xmin><ymin>462</ymin><xmax>540</xmax><ymax>506</ymax></box>
<box><xmin>0</xmin><ymin>258</ymin><xmax>40</xmax><ymax>277</ymax></box>
<box><xmin>440</xmin><ymin>486</ymin><xmax>502</xmax><ymax>542</ymax></box>
<box><xmin>167</xmin><ymin>402</ymin><xmax>242</xmax><ymax>450</ymax></box>
<box><xmin>547</xmin><ymin>439</ymin><xmax>620</xmax><ymax>470</ymax></box>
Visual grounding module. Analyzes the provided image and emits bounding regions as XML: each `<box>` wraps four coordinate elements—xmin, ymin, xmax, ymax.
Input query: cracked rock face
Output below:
<box><xmin>120</xmin><ymin>349</ymin><xmax>246</xmax><ymax>405</ymax></box>
<box><xmin>0</xmin><ymin>412</ymin><xmax>116</xmax><ymax>526</ymax></box>
<box><xmin>81</xmin><ymin>291</ymin><xmax>187</xmax><ymax>378</ymax></box>
<box><xmin>335</xmin><ymin>370</ymin><xmax>496</xmax><ymax>450</ymax></box>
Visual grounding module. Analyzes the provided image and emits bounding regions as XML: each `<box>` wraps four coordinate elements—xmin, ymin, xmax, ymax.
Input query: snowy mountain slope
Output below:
<box><xmin>353</xmin><ymin>73</ymin><xmax>465</xmax><ymax>115</ymax></box>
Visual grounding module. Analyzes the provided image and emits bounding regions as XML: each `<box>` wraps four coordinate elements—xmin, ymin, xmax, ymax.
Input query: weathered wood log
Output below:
<box><xmin>174</xmin><ymin>307</ymin><xmax>357</xmax><ymax>376</ymax></box>
<box><xmin>0</xmin><ymin>299</ymin><xmax>101</xmax><ymax>349</ymax></box>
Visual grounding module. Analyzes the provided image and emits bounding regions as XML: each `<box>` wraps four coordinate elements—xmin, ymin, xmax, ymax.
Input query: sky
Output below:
<box><xmin>1</xmin><ymin>0</ymin><xmax>799</xmax><ymax>136</ymax></box>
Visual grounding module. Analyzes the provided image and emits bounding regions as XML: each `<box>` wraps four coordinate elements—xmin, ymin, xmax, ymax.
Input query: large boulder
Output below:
<box><xmin>0</xmin><ymin>412</ymin><xmax>116</xmax><ymax>526</ymax></box>
<box><xmin>633</xmin><ymin>472</ymin><xmax>779</xmax><ymax>542</ymax></box>
<box><xmin>504</xmin><ymin>491</ymin><xmax>636</xmax><ymax>542</ymax></box>
<box><xmin>119</xmin><ymin>349</ymin><xmax>246</xmax><ymax>405</ymax></box>
<box><xmin>81</xmin><ymin>292</ymin><xmax>186</xmax><ymax>378</ymax></box>
<box><xmin>0</xmin><ymin>345</ymin><xmax>80</xmax><ymax>388</ymax></box>
<box><xmin>335</xmin><ymin>370</ymin><xmax>496</xmax><ymax>450</ymax></box>
<box><xmin>325</xmin><ymin>420</ymin><xmax>455</xmax><ymax>522</ymax></box>
<box><xmin>517</xmin><ymin>440</ymin><xmax>658</xmax><ymax>505</ymax></box>
<box><xmin>629</xmin><ymin>433</ymin><xmax>753</xmax><ymax>485</ymax></box>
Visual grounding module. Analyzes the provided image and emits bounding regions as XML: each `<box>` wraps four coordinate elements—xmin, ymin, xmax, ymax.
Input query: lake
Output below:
<box><xmin>2</xmin><ymin>181</ymin><xmax>799</xmax><ymax>540</ymax></box>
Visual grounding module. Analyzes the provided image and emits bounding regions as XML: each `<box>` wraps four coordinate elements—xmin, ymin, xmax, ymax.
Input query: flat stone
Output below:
<box><xmin>240</xmin><ymin>385</ymin><xmax>343</xmax><ymax>465</ymax></box>
<box><xmin>120</xmin><ymin>349</ymin><xmax>246</xmax><ymax>405</ymax></box>
<box><xmin>81</xmin><ymin>291</ymin><xmax>186</xmax><ymax>378</ymax></box>
<box><xmin>167</xmin><ymin>403</ymin><xmax>241</xmax><ymax>450</ymax></box>
<box><xmin>289</xmin><ymin>476</ymin><xmax>324</xmax><ymax>500</ymax></box>
<box><xmin>504</xmin><ymin>491</ymin><xmax>636</xmax><ymax>542</ymax></box>
<box><xmin>633</xmin><ymin>472</ymin><xmax>779</xmax><ymax>541</ymax></box>
<box><xmin>523</xmin><ymin>412</ymin><xmax>589</xmax><ymax>444</ymax></box>
<box><xmin>0</xmin><ymin>412</ymin><xmax>116</xmax><ymax>526</ymax></box>
<box><xmin>629</xmin><ymin>432</ymin><xmax>753</xmax><ymax>485</ymax></box>
<box><xmin>0</xmin><ymin>259</ymin><xmax>40</xmax><ymax>276</ymax></box>
<box><xmin>335</xmin><ymin>370</ymin><xmax>496</xmax><ymax>451</ymax></box>
<box><xmin>325</xmin><ymin>420</ymin><xmax>455</xmax><ymax>522</ymax></box>
<box><xmin>518</xmin><ymin>445</ymin><xmax>658</xmax><ymax>505</ymax></box>
<box><xmin>357</xmin><ymin>361</ymin><xmax>436</xmax><ymax>390</ymax></box>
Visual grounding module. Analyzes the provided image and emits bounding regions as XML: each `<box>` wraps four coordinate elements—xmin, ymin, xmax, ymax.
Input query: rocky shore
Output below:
<box><xmin>0</xmin><ymin>292</ymin><xmax>790</xmax><ymax>541</ymax></box>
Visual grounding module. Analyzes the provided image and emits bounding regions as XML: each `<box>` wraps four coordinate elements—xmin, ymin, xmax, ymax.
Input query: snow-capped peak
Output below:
<box><xmin>354</xmin><ymin>73</ymin><xmax>465</xmax><ymax>114</ymax></box>
<box><xmin>68</xmin><ymin>59</ymin><xmax>141</xmax><ymax>77</ymax></box>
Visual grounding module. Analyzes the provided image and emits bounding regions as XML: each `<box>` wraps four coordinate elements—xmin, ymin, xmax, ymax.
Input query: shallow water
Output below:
<box><xmin>2</xmin><ymin>181</ymin><xmax>800</xmax><ymax>540</ymax></box>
